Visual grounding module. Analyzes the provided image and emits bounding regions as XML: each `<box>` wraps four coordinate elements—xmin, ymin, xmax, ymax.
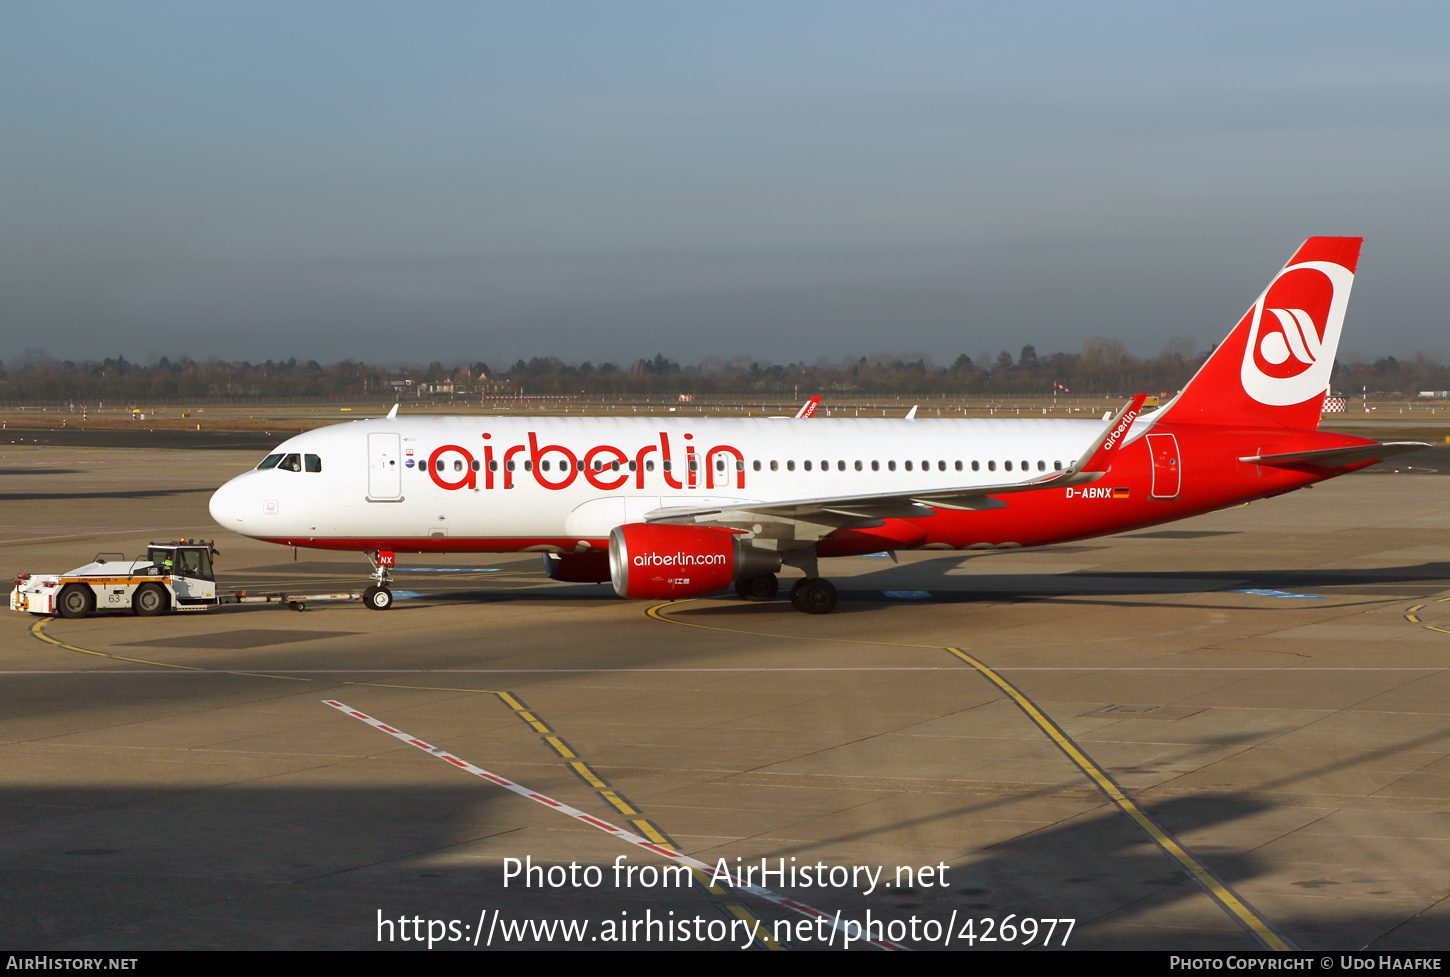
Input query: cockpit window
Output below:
<box><xmin>279</xmin><ymin>453</ymin><xmax>302</xmax><ymax>472</ymax></box>
<box><xmin>305</xmin><ymin>454</ymin><xmax>322</xmax><ymax>473</ymax></box>
<box><xmin>256</xmin><ymin>454</ymin><xmax>283</xmax><ymax>470</ymax></box>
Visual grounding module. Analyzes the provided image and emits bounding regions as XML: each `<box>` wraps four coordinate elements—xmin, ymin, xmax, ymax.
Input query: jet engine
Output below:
<box><xmin>609</xmin><ymin>523</ymin><xmax>782</xmax><ymax>600</ymax></box>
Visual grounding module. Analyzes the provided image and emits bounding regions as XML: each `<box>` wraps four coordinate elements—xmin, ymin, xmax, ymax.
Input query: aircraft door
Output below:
<box><xmin>368</xmin><ymin>433</ymin><xmax>403</xmax><ymax>501</ymax></box>
<box><xmin>1147</xmin><ymin>433</ymin><xmax>1181</xmax><ymax>499</ymax></box>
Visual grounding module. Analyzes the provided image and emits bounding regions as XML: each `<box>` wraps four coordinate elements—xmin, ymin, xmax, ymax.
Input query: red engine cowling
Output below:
<box><xmin>609</xmin><ymin>523</ymin><xmax>780</xmax><ymax>599</ymax></box>
<box><xmin>541</xmin><ymin>550</ymin><xmax>611</xmax><ymax>583</ymax></box>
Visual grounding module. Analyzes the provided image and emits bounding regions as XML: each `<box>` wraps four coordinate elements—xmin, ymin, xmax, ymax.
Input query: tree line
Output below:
<box><xmin>0</xmin><ymin>345</ymin><xmax>1443</xmax><ymax>404</ymax></box>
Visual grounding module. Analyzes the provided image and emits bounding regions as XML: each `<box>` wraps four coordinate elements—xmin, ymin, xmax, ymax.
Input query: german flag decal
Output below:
<box><xmin>1113</xmin><ymin>487</ymin><xmax>1131</xmax><ymax>499</ymax></box>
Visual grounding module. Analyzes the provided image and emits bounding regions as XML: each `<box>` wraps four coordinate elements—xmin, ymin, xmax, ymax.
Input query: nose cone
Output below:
<box><xmin>209</xmin><ymin>475</ymin><xmax>249</xmax><ymax>531</ymax></box>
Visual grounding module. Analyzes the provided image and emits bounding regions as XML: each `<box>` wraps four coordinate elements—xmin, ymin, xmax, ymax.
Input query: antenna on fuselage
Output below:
<box><xmin>387</xmin><ymin>404</ymin><xmax>399</xmax><ymax>420</ymax></box>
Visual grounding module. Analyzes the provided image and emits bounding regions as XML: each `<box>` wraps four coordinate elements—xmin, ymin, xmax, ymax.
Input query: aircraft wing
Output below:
<box><xmin>1239</xmin><ymin>441</ymin><xmax>1430</xmax><ymax>469</ymax></box>
<box><xmin>646</xmin><ymin>395</ymin><xmax>1148</xmax><ymax>529</ymax></box>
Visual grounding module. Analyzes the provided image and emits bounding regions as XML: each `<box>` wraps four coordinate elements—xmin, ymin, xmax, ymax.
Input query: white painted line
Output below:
<box><xmin>324</xmin><ymin>699</ymin><xmax>905</xmax><ymax>950</ymax></box>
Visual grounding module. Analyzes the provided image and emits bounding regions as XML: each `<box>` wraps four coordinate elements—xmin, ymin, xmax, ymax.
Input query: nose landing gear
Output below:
<box><xmin>364</xmin><ymin>550</ymin><xmax>395</xmax><ymax>611</ymax></box>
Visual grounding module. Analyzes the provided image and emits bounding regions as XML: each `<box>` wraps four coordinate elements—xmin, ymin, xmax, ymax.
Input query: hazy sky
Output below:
<box><xmin>4</xmin><ymin>2</ymin><xmax>1449</xmax><ymax>367</ymax></box>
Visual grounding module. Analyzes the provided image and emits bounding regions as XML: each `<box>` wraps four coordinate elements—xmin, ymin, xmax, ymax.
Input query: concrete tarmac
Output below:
<box><xmin>3</xmin><ymin>439</ymin><xmax>1450</xmax><ymax>950</ymax></box>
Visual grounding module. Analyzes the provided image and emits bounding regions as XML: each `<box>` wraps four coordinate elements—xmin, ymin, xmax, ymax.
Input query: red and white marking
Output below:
<box><xmin>323</xmin><ymin>699</ymin><xmax>904</xmax><ymax>950</ymax></box>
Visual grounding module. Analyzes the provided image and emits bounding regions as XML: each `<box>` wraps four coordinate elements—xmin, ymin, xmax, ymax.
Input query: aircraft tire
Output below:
<box><xmin>364</xmin><ymin>585</ymin><xmax>394</xmax><ymax>611</ymax></box>
<box><xmin>794</xmin><ymin>578</ymin><xmax>837</xmax><ymax>615</ymax></box>
<box><xmin>133</xmin><ymin>583</ymin><xmax>168</xmax><ymax>617</ymax></box>
<box><xmin>735</xmin><ymin>574</ymin><xmax>779</xmax><ymax>602</ymax></box>
<box><xmin>58</xmin><ymin>584</ymin><xmax>95</xmax><ymax>620</ymax></box>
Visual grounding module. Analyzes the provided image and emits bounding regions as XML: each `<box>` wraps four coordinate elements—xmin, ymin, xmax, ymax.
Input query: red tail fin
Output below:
<box><xmin>1159</xmin><ymin>237</ymin><xmax>1361</xmax><ymax>430</ymax></box>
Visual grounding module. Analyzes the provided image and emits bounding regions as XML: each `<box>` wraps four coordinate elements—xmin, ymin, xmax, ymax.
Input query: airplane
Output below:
<box><xmin>209</xmin><ymin>237</ymin><xmax>1427</xmax><ymax>614</ymax></box>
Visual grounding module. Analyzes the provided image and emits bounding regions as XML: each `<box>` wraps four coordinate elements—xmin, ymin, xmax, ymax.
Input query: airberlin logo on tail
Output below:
<box><xmin>1241</xmin><ymin>260</ymin><xmax>1355</xmax><ymax>407</ymax></box>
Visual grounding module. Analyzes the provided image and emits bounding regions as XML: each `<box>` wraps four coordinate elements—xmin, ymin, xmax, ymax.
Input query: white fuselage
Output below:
<box><xmin>208</xmin><ymin>415</ymin><xmax>1119</xmax><ymax>550</ymax></box>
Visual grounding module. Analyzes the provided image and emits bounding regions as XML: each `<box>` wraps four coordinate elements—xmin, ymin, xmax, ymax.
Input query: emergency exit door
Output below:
<box><xmin>1147</xmin><ymin>433</ymin><xmax>1180</xmax><ymax>499</ymax></box>
<box><xmin>368</xmin><ymin>432</ymin><xmax>403</xmax><ymax>500</ymax></box>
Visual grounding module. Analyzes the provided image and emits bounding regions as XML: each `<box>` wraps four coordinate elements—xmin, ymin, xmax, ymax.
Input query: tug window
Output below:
<box><xmin>256</xmin><ymin>454</ymin><xmax>282</xmax><ymax>470</ymax></box>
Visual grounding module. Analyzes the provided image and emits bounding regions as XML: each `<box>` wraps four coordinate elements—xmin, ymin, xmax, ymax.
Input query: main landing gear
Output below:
<box><xmin>734</xmin><ymin>574</ymin><xmax>838</xmax><ymax>613</ymax></box>
<box><xmin>363</xmin><ymin>550</ymin><xmax>394</xmax><ymax>611</ymax></box>
<box><xmin>790</xmin><ymin>577</ymin><xmax>837</xmax><ymax>615</ymax></box>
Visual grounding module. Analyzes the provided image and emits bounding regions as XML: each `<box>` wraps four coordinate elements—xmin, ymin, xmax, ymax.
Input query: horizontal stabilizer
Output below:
<box><xmin>1240</xmin><ymin>441</ymin><xmax>1430</xmax><ymax>469</ymax></box>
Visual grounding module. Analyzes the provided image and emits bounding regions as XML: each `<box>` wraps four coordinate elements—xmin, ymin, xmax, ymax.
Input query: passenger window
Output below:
<box><xmin>471</xmin><ymin>460</ymin><xmax>480</xmax><ymax>472</ymax></box>
<box><xmin>1005</xmin><ymin>461</ymin><xmax>1013</xmax><ymax>471</ymax></box>
<box><xmin>838</xmin><ymin>461</ymin><xmax>846</xmax><ymax>471</ymax></box>
<box><xmin>1021</xmin><ymin>460</ymin><xmax>1029</xmax><ymax>470</ymax></box>
<box><xmin>490</xmin><ymin>460</ymin><xmax>498</xmax><ymax>471</ymax></box>
<box><xmin>1037</xmin><ymin>460</ymin><xmax>1045</xmax><ymax>471</ymax></box>
<box><xmin>305</xmin><ymin>454</ymin><xmax>322</xmax><ymax>473</ymax></box>
<box><xmin>787</xmin><ymin>461</ymin><xmax>795</xmax><ymax>471</ymax></box>
<box><xmin>541</xmin><ymin>460</ymin><xmax>550</xmax><ymax>472</ymax></box>
<box><xmin>435</xmin><ymin>459</ymin><xmax>444</xmax><ymax>472</ymax></box>
<box><xmin>988</xmin><ymin>461</ymin><xmax>996</xmax><ymax>471</ymax></box>
<box><xmin>663</xmin><ymin>460</ymin><xmax>672</xmax><ymax>471</ymax></box>
<box><xmin>280</xmin><ymin>454</ymin><xmax>302</xmax><ymax>472</ymax></box>
<box><xmin>1054</xmin><ymin>460</ymin><xmax>1063</xmax><ymax>471</ymax></box>
<box><xmin>629</xmin><ymin>460</ymin><xmax>637</xmax><ymax>471</ymax></box>
<box><xmin>955</xmin><ymin>461</ymin><xmax>962</xmax><ymax>471</ymax></box>
<box><xmin>688</xmin><ymin>460</ymin><xmax>697</xmax><ymax>472</ymax></box>
<box><xmin>524</xmin><ymin>460</ymin><xmax>533</xmax><ymax>471</ymax></box>
<box><xmin>454</xmin><ymin>460</ymin><xmax>463</xmax><ymax>472</ymax></box>
<box><xmin>888</xmin><ymin>461</ymin><xmax>896</xmax><ymax>471</ymax></box>
<box><xmin>736</xmin><ymin>460</ymin><xmax>745</xmax><ymax>471</ymax></box>
<box><xmin>938</xmin><ymin>461</ymin><xmax>945</xmax><ymax>471</ymax></box>
<box><xmin>770</xmin><ymin>460</ymin><xmax>778</xmax><ymax>471</ymax></box>
<box><xmin>716</xmin><ymin>460</ymin><xmax>725</xmax><ymax>471</ymax></box>
<box><xmin>612</xmin><ymin>461</ymin><xmax>620</xmax><ymax>472</ymax></box>
<box><xmin>803</xmin><ymin>461</ymin><xmax>812</xmax><ymax>471</ymax></box>
<box><xmin>871</xmin><ymin>461</ymin><xmax>879</xmax><ymax>471</ymax></box>
<box><xmin>905</xmin><ymin>461</ymin><xmax>913</xmax><ymax>472</ymax></box>
<box><xmin>753</xmin><ymin>460</ymin><xmax>762</xmax><ymax>471</ymax></box>
<box><xmin>647</xmin><ymin>460</ymin><xmax>655</xmax><ymax>472</ymax></box>
<box><xmin>821</xmin><ymin>460</ymin><xmax>828</xmax><ymax>470</ymax></box>
<box><xmin>972</xmin><ymin>461</ymin><xmax>980</xmax><ymax>471</ymax></box>
<box><xmin>854</xmin><ymin>460</ymin><xmax>862</xmax><ymax>471</ymax></box>
<box><xmin>256</xmin><ymin>454</ymin><xmax>282</xmax><ymax>470</ymax></box>
<box><xmin>506</xmin><ymin>460</ymin><xmax>516</xmax><ymax>471</ymax></box>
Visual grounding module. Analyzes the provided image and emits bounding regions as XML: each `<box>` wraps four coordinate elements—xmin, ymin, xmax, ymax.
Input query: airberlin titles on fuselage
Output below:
<box><xmin>425</xmin><ymin>431</ymin><xmax>745</xmax><ymax>493</ymax></box>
